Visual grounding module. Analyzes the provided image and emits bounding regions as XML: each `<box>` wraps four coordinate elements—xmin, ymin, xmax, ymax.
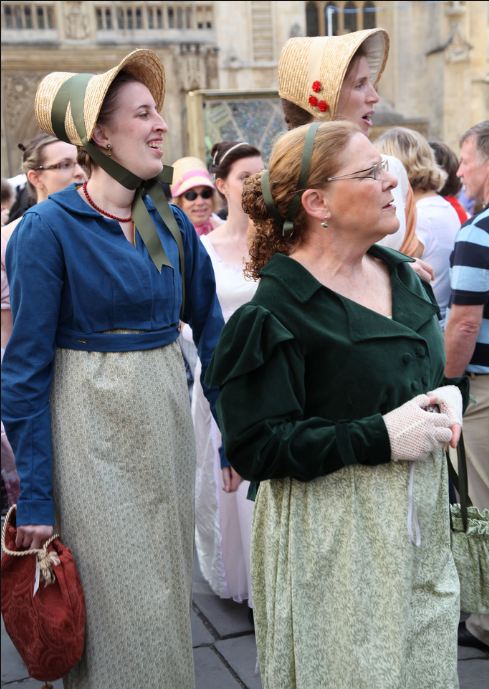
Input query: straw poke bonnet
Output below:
<box><xmin>33</xmin><ymin>49</ymin><xmax>182</xmax><ymax>281</ymax></box>
<box><xmin>34</xmin><ymin>49</ymin><xmax>165</xmax><ymax>147</ymax></box>
<box><xmin>171</xmin><ymin>157</ymin><xmax>215</xmax><ymax>198</ymax></box>
<box><xmin>278</xmin><ymin>28</ymin><xmax>389</xmax><ymax>121</ymax></box>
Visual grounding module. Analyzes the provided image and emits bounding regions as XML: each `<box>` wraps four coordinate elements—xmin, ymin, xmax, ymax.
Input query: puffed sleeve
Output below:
<box><xmin>1</xmin><ymin>212</ymin><xmax>63</xmax><ymax>526</ymax></box>
<box><xmin>205</xmin><ymin>304</ymin><xmax>390</xmax><ymax>483</ymax></box>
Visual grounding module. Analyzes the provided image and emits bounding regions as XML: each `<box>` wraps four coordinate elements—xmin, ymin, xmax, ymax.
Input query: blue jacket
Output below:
<box><xmin>1</xmin><ymin>184</ymin><xmax>224</xmax><ymax>525</ymax></box>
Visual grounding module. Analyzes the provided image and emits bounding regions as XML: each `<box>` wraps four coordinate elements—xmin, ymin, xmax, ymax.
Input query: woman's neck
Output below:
<box><xmin>413</xmin><ymin>189</ymin><xmax>438</xmax><ymax>202</ymax></box>
<box><xmin>291</xmin><ymin>224</ymin><xmax>371</xmax><ymax>278</ymax></box>
<box><xmin>223</xmin><ymin>204</ymin><xmax>250</xmax><ymax>236</ymax></box>
<box><xmin>82</xmin><ymin>167</ymin><xmax>136</xmax><ymax>216</ymax></box>
<box><xmin>206</xmin><ymin>205</ymin><xmax>251</xmax><ymax>266</ymax></box>
<box><xmin>211</xmin><ymin>205</ymin><xmax>249</xmax><ymax>241</ymax></box>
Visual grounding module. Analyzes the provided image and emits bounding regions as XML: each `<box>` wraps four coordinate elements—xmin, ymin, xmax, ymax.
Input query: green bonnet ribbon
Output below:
<box><xmin>260</xmin><ymin>122</ymin><xmax>320</xmax><ymax>237</ymax></box>
<box><xmin>50</xmin><ymin>73</ymin><xmax>186</xmax><ymax>314</ymax></box>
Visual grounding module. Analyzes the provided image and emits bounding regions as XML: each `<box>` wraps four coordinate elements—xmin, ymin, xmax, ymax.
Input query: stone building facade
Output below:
<box><xmin>1</xmin><ymin>0</ymin><xmax>488</xmax><ymax>177</ymax></box>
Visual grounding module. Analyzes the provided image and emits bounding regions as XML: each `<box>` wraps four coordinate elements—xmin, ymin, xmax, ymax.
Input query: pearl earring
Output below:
<box><xmin>106</xmin><ymin>143</ymin><xmax>112</xmax><ymax>158</ymax></box>
<box><xmin>320</xmin><ymin>218</ymin><xmax>329</xmax><ymax>228</ymax></box>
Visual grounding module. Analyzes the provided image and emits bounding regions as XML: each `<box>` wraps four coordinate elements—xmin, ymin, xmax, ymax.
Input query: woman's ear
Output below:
<box><xmin>301</xmin><ymin>188</ymin><xmax>330</xmax><ymax>222</ymax></box>
<box><xmin>215</xmin><ymin>177</ymin><xmax>226</xmax><ymax>197</ymax></box>
<box><xmin>91</xmin><ymin>124</ymin><xmax>109</xmax><ymax>149</ymax></box>
<box><xmin>26</xmin><ymin>169</ymin><xmax>44</xmax><ymax>195</ymax></box>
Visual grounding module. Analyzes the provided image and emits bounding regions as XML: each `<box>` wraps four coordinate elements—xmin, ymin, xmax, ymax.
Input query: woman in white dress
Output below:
<box><xmin>192</xmin><ymin>141</ymin><xmax>263</xmax><ymax>609</ymax></box>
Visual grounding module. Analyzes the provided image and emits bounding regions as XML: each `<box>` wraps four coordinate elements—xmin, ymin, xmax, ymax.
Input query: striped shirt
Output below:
<box><xmin>448</xmin><ymin>206</ymin><xmax>489</xmax><ymax>372</ymax></box>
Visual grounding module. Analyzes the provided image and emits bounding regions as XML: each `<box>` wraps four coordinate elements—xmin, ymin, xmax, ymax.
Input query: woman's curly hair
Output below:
<box><xmin>242</xmin><ymin>120</ymin><xmax>358</xmax><ymax>279</ymax></box>
<box><xmin>374</xmin><ymin>126</ymin><xmax>447</xmax><ymax>193</ymax></box>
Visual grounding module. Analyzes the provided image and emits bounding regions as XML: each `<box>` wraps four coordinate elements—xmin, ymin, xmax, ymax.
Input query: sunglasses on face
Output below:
<box><xmin>182</xmin><ymin>188</ymin><xmax>214</xmax><ymax>201</ymax></box>
<box><xmin>35</xmin><ymin>160</ymin><xmax>80</xmax><ymax>172</ymax></box>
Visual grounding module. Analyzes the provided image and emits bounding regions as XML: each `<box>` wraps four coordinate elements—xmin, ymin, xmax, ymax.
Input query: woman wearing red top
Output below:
<box><xmin>429</xmin><ymin>140</ymin><xmax>469</xmax><ymax>224</ymax></box>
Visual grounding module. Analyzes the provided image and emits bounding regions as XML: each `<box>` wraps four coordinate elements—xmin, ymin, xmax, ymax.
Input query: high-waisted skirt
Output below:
<box><xmin>50</xmin><ymin>341</ymin><xmax>196</xmax><ymax>689</ymax></box>
<box><xmin>252</xmin><ymin>452</ymin><xmax>460</xmax><ymax>689</ymax></box>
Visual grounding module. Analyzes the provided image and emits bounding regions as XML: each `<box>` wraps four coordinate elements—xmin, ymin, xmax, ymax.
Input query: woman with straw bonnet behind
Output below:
<box><xmin>1</xmin><ymin>50</ymin><xmax>224</xmax><ymax>689</ymax></box>
<box><xmin>277</xmin><ymin>29</ymin><xmax>432</xmax><ymax>275</ymax></box>
<box><xmin>206</xmin><ymin>120</ymin><xmax>468</xmax><ymax>689</ymax></box>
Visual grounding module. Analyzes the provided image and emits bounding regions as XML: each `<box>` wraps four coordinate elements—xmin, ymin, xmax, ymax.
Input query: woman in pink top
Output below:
<box><xmin>171</xmin><ymin>156</ymin><xmax>223</xmax><ymax>236</ymax></box>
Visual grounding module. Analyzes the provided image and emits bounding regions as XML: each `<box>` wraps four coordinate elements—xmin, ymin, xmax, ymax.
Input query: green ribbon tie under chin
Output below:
<box><xmin>50</xmin><ymin>73</ymin><xmax>186</xmax><ymax>315</ymax></box>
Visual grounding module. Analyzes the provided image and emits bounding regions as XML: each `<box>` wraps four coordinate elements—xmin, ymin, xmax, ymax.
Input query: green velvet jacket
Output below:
<box><xmin>206</xmin><ymin>246</ymin><xmax>468</xmax><ymax>485</ymax></box>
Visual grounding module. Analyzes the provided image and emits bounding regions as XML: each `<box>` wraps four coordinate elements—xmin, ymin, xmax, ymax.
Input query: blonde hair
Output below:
<box><xmin>242</xmin><ymin>120</ymin><xmax>359</xmax><ymax>279</ymax></box>
<box><xmin>374</xmin><ymin>127</ymin><xmax>447</xmax><ymax>193</ymax></box>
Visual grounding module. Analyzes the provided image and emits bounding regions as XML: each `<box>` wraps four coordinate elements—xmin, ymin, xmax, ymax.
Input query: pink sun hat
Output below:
<box><xmin>170</xmin><ymin>157</ymin><xmax>215</xmax><ymax>198</ymax></box>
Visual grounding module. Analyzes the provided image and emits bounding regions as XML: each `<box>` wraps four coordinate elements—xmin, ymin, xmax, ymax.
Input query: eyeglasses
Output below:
<box><xmin>35</xmin><ymin>160</ymin><xmax>80</xmax><ymax>172</ymax></box>
<box><xmin>327</xmin><ymin>158</ymin><xmax>389</xmax><ymax>182</ymax></box>
<box><xmin>182</xmin><ymin>189</ymin><xmax>214</xmax><ymax>201</ymax></box>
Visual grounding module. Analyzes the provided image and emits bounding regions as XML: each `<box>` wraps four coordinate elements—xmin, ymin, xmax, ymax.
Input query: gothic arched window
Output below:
<box><xmin>324</xmin><ymin>2</ymin><xmax>338</xmax><ymax>36</ymax></box>
<box><xmin>363</xmin><ymin>1</ymin><xmax>376</xmax><ymax>29</ymax></box>
<box><xmin>344</xmin><ymin>1</ymin><xmax>357</xmax><ymax>33</ymax></box>
<box><xmin>306</xmin><ymin>1</ymin><xmax>319</xmax><ymax>37</ymax></box>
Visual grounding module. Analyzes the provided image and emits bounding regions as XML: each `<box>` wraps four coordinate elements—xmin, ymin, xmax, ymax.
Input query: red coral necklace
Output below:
<box><xmin>82</xmin><ymin>181</ymin><xmax>132</xmax><ymax>223</ymax></box>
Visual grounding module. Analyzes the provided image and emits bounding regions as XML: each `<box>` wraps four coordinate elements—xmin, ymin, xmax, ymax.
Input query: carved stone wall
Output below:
<box><xmin>1</xmin><ymin>1</ymin><xmax>487</xmax><ymax>176</ymax></box>
<box><xmin>1</xmin><ymin>1</ymin><xmax>219</xmax><ymax>176</ymax></box>
<box><xmin>2</xmin><ymin>72</ymin><xmax>46</xmax><ymax>176</ymax></box>
<box><xmin>378</xmin><ymin>0</ymin><xmax>488</xmax><ymax>152</ymax></box>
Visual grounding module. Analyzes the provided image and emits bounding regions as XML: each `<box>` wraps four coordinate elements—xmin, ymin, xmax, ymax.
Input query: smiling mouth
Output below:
<box><xmin>362</xmin><ymin>114</ymin><xmax>373</xmax><ymax>126</ymax></box>
<box><xmin>383</xmin><ymin>200</ymin><xmax>395</xmax><ymax>209</ymax></box>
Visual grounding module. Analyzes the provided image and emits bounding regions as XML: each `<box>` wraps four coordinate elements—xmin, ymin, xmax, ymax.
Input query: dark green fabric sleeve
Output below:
<box><xmin>206</xmin><ymin>305</ymin><xmax>391</xmax><ymax>483</ymax></box>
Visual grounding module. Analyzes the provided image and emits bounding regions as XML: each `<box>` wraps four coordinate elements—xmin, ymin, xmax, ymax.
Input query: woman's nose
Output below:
<box><xmin>385</xmin><ymin>171</ymin><xmax>398</xmax><ymax>189</ymax></box>
<box><xmin>155</xmin><ymin>114</ymin><xmax>168</xmax><ymax>133</ymax></box>
<box><xmin>73</xmin><ymin>163</ymin><xmax>86</xmax><ymax>181</ymax></box>
<box><xmin>366</xmin><ymin>83</ymin><xmax>379</xmax><ymax>104</ymax></box>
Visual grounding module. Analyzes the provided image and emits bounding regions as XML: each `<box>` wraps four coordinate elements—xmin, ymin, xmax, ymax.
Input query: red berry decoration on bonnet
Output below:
<box><xmin>308</xmin><ymin>81</ymin><xmax>329</xmax><ymax>114</ymax></box>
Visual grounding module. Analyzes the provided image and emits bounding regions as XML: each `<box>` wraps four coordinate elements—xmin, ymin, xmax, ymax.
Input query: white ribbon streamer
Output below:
<box><xmin>33</xmin><ymin>559</ymin><xmax>41</xmax><ymax>596</ymax></box>
<box><xmin>407</xmin><ymin>463</ymin><xmax>421</xmax><ymax>547</ymax></box>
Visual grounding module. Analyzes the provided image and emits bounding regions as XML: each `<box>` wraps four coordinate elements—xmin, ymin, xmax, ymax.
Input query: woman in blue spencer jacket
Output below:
<box><xmin>1</xmin><ymin>50</ymin><xmax>223</xmax><ymax>689</ymax></box>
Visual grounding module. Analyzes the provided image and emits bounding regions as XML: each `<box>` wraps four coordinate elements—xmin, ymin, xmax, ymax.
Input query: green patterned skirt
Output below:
<box><xmin>252</xmin><ymin>452</ymin><xmax>459</xmax><ymax>689</ymax></box>
<box><xmin>50</xmin><ymin>341</ymin><xmax>196</xmax><ymax>689</ymax></box>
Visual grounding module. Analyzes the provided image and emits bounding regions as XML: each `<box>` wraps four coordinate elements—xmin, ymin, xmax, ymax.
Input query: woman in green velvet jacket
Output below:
<box><xmin>206</xmin><ymin>121</ymin><xmax>467</xmax><ymax>689</ymax></box>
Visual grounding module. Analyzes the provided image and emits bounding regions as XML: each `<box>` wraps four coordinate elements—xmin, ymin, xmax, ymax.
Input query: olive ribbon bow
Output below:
<box><xmin>50</xmin><ymin>73</ymin><xmax>185</xmax><ymax>312</ymax></box>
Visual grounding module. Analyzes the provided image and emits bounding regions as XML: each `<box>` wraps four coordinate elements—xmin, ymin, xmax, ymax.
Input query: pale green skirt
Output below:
<box><xmin>50</xmin><ymin>341</ymin><xmax>196</xmax><ymax>689</ymax></box>
<box><xmin>252</xmin><ymin>452</ymin><xmax>459</xmax><ymax>689</ymax></box>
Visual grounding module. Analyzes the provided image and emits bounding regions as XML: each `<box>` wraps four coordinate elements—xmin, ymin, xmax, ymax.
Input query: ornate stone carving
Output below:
<box><xmin>2</xmin><ymin>72</ymin><xmax>45</xmax><ymax>174</ymax></box>
<box><xmin>63</xmin><ymin>1</ymin><xmax>91</xmax><ymax>41</ymax></box>
<box><xmin>3</xmin><ymin>73</ymin><xmax>41</xmax><ymax>133</ymax></box>
<box><xmin>289</xmin><ymin>22</ymin><xmax>303</xmax><ymax>38</ymax></box>
<box><xmin>444</xmin><ymin>0</ymin><xmax>472</xmax><ymax>63</ymax></box>
<box><xmin>178</xmin><ymin>44</ymin><xmax>208</xmax><ymax>92</ymax></box>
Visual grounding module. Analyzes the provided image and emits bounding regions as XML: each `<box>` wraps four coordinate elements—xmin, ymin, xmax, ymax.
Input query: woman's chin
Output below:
<box><xmin>139</xmin><ymin>161</ymin><xmax>164</xmax><ymax>181</ymax></box>
<box><xmin>359</xmin><ymin>119</ymin><xmax>371</xmax><ymax>135</ymax></box>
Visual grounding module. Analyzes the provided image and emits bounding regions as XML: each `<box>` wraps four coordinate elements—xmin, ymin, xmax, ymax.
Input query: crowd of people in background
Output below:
<box><xmin>1</xmin><ymin>25</ymin><xmax>488</xmax><ymax>689</ymax></box>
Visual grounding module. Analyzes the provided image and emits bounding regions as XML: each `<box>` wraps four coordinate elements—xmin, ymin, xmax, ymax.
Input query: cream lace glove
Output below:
<box><xmin>383</xmin><ymin>394</ymin><xmax>452</xmax><ymax>461</ymax></box>
<box><xmin>427</xmin><ymin>385</ymin><xmax>463</xmax><ymax>428</ymax></box>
